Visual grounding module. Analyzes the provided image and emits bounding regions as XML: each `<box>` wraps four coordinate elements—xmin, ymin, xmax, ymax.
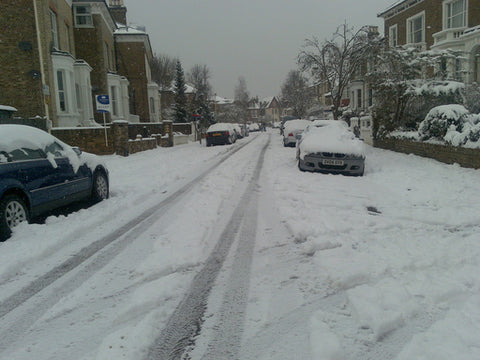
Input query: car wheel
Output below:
<box><xmin>298</xmin><ymin>160</ymin><xmax>306</xmax><ymax>172</ymax></box>
<box><xmin>0</xmin><ymin>194</ymin><xmax>29</xmax><ymax>241</ymax></box>
<box><xmin>92</xmin><ymin>171</ymin><xmax>109</xmax><ymax>202</ymax></box>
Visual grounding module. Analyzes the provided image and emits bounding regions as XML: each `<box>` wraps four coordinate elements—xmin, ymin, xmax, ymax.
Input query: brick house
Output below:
<box><xmin>260</xmin><ymin>96</ymin><xmax>281</xmax><ymax>123</ymax></box>
<box><xmin>378</xmin><ymin>0</ymin><xmax>480</xmax><ymax>83</ymax></box>
<box><xmin>114</xmin><ymin>23</ymin><xmax>160</xmax><ymax>123</ymax></box>
<box><xmin>72</xmin><ymin>0</ymin><xmax>130</xmax><ymax>124</ymax></box>
<box><xmin>348</xmin><ymin>26</ymin><xmax>380</xmax><ymax>114</ymax></box>
<box><xmin>0</xmin><ymin>0</ymin><xmax>93</xmax><ymax>127</ymax></box>
<box><xmin>0</xmin><ymin>0</ymin><xmax>160</xmax><ymax>128</ymax></box>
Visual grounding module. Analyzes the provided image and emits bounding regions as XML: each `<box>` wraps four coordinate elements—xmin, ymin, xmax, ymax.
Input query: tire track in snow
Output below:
<box><xmin>0</xmin><ymin>137</ymin><xmax>259</xmax><ymax>350</ymax></box>
<box><xmin>145</xmin><ymin>135</ymin><xmax>270</xmax><ymax>360</ymax></box>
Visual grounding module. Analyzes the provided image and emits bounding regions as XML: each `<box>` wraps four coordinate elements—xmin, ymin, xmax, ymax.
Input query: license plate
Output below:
<box><xmin>212</xmin><ymin>133</ymin><xmax>221</xmax><ymax>136</ymax></box>
<box><xmin>322</xmin><ymin>159</ymin><xmax>344</xmax><ymax>166</ymax></box>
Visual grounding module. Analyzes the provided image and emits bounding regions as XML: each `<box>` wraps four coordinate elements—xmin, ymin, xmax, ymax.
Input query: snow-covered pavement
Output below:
<box><xmin>1</xmin><ymin>129</ymin><xmax>480</xmax><ymax>359</ymax></box>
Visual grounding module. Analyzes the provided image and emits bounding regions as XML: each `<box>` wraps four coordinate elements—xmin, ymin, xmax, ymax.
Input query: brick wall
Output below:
<box><xmin>384</xmin><ymin>0</ymin><xmax>442</xmax><ymax>48</ymax></box>
<box><xmin>0</xmin><ymin>1</ymin><xmax>44</xmax><ymax>118</ymax></box>
<box><xmin>51</xmin><ymin>120</ymin><xmax>177</xmax><ymax>156</ymax></box>
<box><xmin>52</xmin><ymin>126</ymin><xmax>115</xmax><ymax>155</ymax></box>
<box><xmin>173</xmin><ymin>123</ymin><xmax>192</xmax><ymax>135</ymax></box>
<box><xmin>73</xmin><ymin>11</ymin><xmax>116</xmax><ymax>124</ymax></box>
<box><xmin>374</xmin><ymin>138</ymin><xmax>480</xmax><ymax>169</ymax></box>
<box><xmin>128</xmin><ymin>123</ymin><xmax>164</xmax><ymax>139</ymax></box>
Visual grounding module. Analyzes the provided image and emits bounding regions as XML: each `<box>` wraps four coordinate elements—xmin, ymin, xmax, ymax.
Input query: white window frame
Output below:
<box><xmin>74</xmin><ymin>5</ymin><xmax>93</xmax><ymax>28</ymax></box>
<box><xmin>65</xmin><ymin>24</ymin><xmax>70</xmax><ymax>53</ymax></box>
<box><xmin>56</xmin><ymin>70</ymin><xmax>68</xmax><ymax>112</ymax></box>
<box><xmin>110</xmin><ymin>86</ymin><xmax>118</xmax><ymax>116</ymax></box>
<box><xmin>389</xmin><ymin>24</ymin><xmax>398</xmax><ymax>47</ymax></box>
<box><xmin>444</xmin><ymin>0</ymin><xmax>467</xmax><ymax>29</ymax></box>
<box><xmin>407</xmin><ymin>11</ymin><xmax>425</xmax><ymax>44</ymax></box>
<box><xmin>50</xmin><ymin>9</ymin><xmax>59</xmax><ymax>50</ymax></box>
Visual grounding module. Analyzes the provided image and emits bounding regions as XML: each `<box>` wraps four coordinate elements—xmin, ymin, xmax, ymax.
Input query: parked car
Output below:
<box><xmin>296</xmin><ymin>120</ymin><xmax>365</xmax><ymax>176</ymax></box>
<box><xmin>0</xmin><ymin>124</ymin><xmax>109</xmax><ymax>241</ymax></box>
<box><xmin>239</xmin><ymin>124</ymin><xmax>249</xmax><ymax>137</ymax></box>
<box><xmin>282</xmin><ymin>119</ymin><xmax>311</xmax><ymax>147</ymax></box>
<box><xmin>248</xmin><ymin>123</ymin><xmax>260</xmax><ymax>132</ymax></box>
<box><xmin>232</xmin><ymin>124</ymin><xmax>243</xmax><ymax>139</ymax></box>
<box><xmin>205</xmin><ymin>123</ymin><xmax>236</xmax><ymax>146</ymax></box>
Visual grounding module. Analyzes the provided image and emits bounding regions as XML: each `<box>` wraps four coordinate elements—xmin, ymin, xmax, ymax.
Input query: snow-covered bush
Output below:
<box><xmin>418</xmin><ymin>105</ymin><xmax>469</xmax><ymax>140</ymax></box>
<box><xmin>417</xmin><ymin>105</ymin><xmax>480</xmax><ymax>147</ymax></box>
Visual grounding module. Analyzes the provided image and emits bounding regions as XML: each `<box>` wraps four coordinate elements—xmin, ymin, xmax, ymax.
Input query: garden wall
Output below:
<box><xmin>374</xmin><ymin>138</ymin><xmax>480</xmax><ymax>169</ymax></box>
<box><xmin>52</xmin><ymin>120</ymin><xmax>177</xmax><ymax>156</ymax></box>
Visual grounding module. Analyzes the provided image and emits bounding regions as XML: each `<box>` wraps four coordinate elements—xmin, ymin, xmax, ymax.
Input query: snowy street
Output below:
<box><xmin>1</xmin><ymin>130</ymin><xmax>480</xmax><ymax>359</ymax></box>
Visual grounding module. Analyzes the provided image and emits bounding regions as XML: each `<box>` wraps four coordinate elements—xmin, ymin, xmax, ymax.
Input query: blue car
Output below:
<box><xmin>0</xmin><ymin>125</ymin><xmax>109</xmax><ymax>241</ymax></box>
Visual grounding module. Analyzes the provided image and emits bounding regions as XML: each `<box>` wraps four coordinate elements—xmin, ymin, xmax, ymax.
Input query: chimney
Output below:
<box><xmin>109</xmin><ymin>0</ymin><xmax>127</xmax><ymax>26</ymax></box>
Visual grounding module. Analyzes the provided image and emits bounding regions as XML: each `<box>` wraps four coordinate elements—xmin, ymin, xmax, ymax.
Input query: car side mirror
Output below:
<box><xmin>72</xmin><ymin>147</ymin><xmax>82</xmax><ymax>156</ymax></box>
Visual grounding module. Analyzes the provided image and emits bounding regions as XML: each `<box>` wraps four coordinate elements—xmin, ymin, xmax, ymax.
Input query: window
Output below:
<box><xmin>8</xmin><ymin>148</ymin><xmax>46</xmax><ymax>162</ymax></box>
<box><xmin>357</xmin><ymin>89</ymin><xmax>362</xmax><ymax>109</ymax></box>
<box><xmin>44</xmin><ymin>142</ymin><xmax>64</xmax><ymax>158</ymax></box>
<box><xmin>111</xmin><ymin>86</ymin><xmax>118</xmax><ymax>116</ymax></box>
<box><xmin>75</xmin><ymin>83</ymin><xmax>82</xmax><ymax>109</ymax></box>
<box><xmin>445</xmin><ymin>0</ymin><xmax>466</xmax><ymax>29</ymax></box>
<box><xmin>74</xmin><ymin>5</ymin><xmax>93</xmax><ymax>27</ymax></box>
<box><xmin>50</xmin><ymin>9</ymin><xmax>59</xmax><ymax>49</ymax></box>
<box><xmin>149</xmin><ymin>96</ymin><xmax>155</xmax><ymax>115</ymax></box>
<box><xmin>368</xmin><ymin>88</ymin><xmax>373</xmax><ymax>107</ymax></box>
<box><xmin>57</xmin><ymin>70</ymin><xmax>67</xmax><ymax>112</ymax></box>
<box><xmin>407</xmin><ymin>12</ymin><xmax>425</xmax><ymax>44</ymax></box>
<box><xmin>389</xmin><ymin>25</ymin><xmax>398</xmax><ymax>47</ymax></box>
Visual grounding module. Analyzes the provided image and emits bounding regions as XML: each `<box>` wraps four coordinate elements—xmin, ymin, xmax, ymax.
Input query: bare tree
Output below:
<box><xmin>298</xmin><ymin>23</ymin><xmax>378</xmax><ymax>119</ymax></box>
<box><xmin>280</xmin><ymin>70</ymin><xmax>311</xmax><ymax>118</ymax></box>
<box><xmin>150</xmin><ymin>53</ymin><xmax>177</xmax><ymax>91</ymax></box>
<box><xmin>187</xmin><ymin>64</ymin><xmax>212</xmax><ymax>99</ymax></box>
<box><xmin>234</xmin><ymin>76</ymin><xmax>250</xmax><ymax>124</ymax></box>
<box><xmin>188</xmin><ymin>64</ymin><xmax>213</xmax><ymax>128</ymax></box>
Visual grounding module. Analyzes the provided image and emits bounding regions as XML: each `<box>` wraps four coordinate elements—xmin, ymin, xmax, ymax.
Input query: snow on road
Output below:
<box><xmin>0</xmin><ymin>129</ymin><xmax>480</xmax><ymax>359</ymax></box>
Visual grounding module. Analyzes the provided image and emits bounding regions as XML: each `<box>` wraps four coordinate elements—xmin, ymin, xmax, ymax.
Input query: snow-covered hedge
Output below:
<box><xmin>418</xmin><ymin>105</ymin><xmax>480</xmax><ymax>147</ymax></box>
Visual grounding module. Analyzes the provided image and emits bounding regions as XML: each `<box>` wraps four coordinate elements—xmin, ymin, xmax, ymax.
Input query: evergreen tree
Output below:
<box><xmin>174</xmin><ymin>60</ymin><xmax>188</xmax><ymax>123</ymax></box>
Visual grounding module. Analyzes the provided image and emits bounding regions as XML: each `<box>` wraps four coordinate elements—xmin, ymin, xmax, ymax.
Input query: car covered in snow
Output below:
<box><xmin>282</xmin><ymin>119</ymin><xmax>311</xmax><ymax>147</ymax></box>
<box><xmin>296</xmin><ymin>120</ymin><xmax>365</xmax><ymax>176</ymax></box>
<box><xmin>0</xmin><ymin>125</ymin><xmax>109</xmax><ymax>241</ymax></box>
<box><xmin>205</xmin><ymin>123</ymin><xmax>237</xmax><ymax>146</ymax></box>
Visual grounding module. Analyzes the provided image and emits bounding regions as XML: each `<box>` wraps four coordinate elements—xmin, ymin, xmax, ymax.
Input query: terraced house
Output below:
<box><xmin>0</xmin><ymin>0</ymin><xmax>159</xmax><ymax>128</ymax></box>
<box><xmin>378</xmin><ymin>0</ymin><xmax>480</xmax><ymax>83</ymax></box>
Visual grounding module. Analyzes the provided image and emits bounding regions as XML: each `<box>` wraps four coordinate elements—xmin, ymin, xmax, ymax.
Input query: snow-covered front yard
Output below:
<box><xmin>1</xmin><ymin>130</ymin><xmax>479</xmax><ymax>359</ymax></box>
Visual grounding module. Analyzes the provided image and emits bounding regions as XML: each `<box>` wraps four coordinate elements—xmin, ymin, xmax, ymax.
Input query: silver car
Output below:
<box><xmin>296</xmin><ymin>120</ymin><xmax>366</xmax><ymax>176</ymax></box>
<box><xmin>282</xmin><ymin>119</ymin><xmax>311</xmax><ymax>147</ymax></box>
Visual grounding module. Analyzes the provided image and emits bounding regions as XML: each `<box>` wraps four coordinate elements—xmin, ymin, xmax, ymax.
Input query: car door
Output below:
<box><xmin>45</xmin><ymin>141</ymin><xmax>91</xmax><ymax>203</ymax></box>
<box><xmin>6</xmin><ymin>147</ymin><xmax>65</xmax><ymax>212</ymax></box>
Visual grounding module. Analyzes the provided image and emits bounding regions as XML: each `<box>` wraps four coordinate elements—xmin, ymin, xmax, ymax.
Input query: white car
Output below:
<box><xmin>296</xmin><ymin>120</ymin><xmax>366</xmax><ymax>176</ymax></box>
<box><xmin>282</xmin><ymin>119</ymin><xmax>311</xmax><ymax>147</ymax></box>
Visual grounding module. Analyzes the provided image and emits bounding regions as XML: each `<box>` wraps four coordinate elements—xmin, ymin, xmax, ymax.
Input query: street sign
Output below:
<box><xmin>96</xmin><ymin>95</ymin><xmax>111</xmax><ymax>113</ymax></box>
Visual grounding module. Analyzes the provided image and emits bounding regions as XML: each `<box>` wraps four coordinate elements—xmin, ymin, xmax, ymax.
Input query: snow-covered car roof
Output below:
<box><xmin>0</xmin><ymin>124</ymin><xmax>64</xmax><ymax>153</ymax></box>
<box><xmin>283</xmin><ymin>119</ymin><xmax>312</xmax><ymax>134</ymax></box>
<box><xmin>206</xmin><ymin>123</ymin><xmax>234</xmax><ymax>132</ymax></box>
<box><xmin>298</xmin><ymin>122</ymin><xmax>365</xmax><ymax>158</ymax></box>
<box><xmin>0</xmin><ymin>124</ymin><xmax>105</xmax><ymax>173</ymax></box>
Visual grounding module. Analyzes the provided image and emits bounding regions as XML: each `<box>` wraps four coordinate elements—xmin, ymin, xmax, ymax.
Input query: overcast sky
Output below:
<box><xmin>122</xmin><ymin>0</ymin><xmax>395</xmax><ymax>99</ymax></box>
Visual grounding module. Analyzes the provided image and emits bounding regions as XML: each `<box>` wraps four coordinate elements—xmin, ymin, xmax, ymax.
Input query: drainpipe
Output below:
<box><xmin>33</xmin><ymin>0</ymin><xmax>51</xmax><ymax>127</ymax></box>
